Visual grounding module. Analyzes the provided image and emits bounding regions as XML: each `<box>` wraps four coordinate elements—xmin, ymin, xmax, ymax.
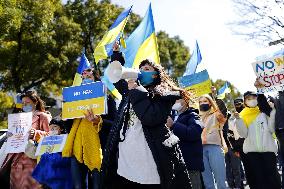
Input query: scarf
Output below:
<box><xmin>239</xmin><ymin>107</ymin><xmax>260</xmax><ymax>127</ymax></box>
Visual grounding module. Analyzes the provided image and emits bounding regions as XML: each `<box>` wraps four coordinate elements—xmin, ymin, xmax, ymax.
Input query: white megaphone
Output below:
<box><xmin>105</xmin><ymin>61</ymin><xmax>141</xmax><ymax>83</ymax></box>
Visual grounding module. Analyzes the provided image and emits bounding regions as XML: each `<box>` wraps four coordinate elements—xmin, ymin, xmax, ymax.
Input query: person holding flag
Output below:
<box><xmin>101</xmin><ymin>59</ymin><xmax>192</xmax><ymax>189</ymax></box>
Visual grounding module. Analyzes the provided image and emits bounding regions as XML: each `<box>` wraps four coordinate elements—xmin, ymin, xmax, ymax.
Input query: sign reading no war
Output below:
<box><xmin>252</xmin><ymin>55</ymin><xmax>284</xmax><ymax>93</ymax></box>
<box><xmin>62</xmin><ymin>81</ymin><xmax>107</xmax><ymax>119</ymax></box>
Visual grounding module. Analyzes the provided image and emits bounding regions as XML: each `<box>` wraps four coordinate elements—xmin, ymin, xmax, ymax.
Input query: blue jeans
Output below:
<box><xmin>71</xmin><ymin>157</ymin><xmax>100</xmax><ymax>189</ymax></box>
<box><xmin>202</xmin><ymin>145</ymin><xmax>227</xmax><ymax>189</ymax></box>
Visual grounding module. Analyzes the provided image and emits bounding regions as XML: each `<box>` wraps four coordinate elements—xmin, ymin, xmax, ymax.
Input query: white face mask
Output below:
<box><xmin>246</xmin><ymin>99</ymin><xmax>258</xmax><ymax>107</ymax></box>
<box><xmin>172</xmin><ymin>102</ymin><xmax>183</xmax><ymax>111</ymax></box>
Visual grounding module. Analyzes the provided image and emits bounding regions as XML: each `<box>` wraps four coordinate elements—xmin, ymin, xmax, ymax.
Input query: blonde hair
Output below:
<box><xmin>198</xmin><ymin>94</ymin><xmax>219</xmax><ymax>112</ymax></box>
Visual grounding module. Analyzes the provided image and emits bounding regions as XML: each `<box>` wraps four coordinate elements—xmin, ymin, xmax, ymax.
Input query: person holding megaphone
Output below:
<box><xmin>101</xmin><ymin>59</ymin><xmax>192</xmax><ymax>189</ymax></box>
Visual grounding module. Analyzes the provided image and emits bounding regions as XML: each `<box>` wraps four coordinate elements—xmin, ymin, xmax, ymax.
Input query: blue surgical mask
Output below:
<box><xmin>138</xmin><ymin>71</ymin><xmax>158</xmax><ymax>86</ymax></box>
<box><xmin>23</xmin><ymin>104</ymin><xmax>33</xmax><ymax>112</ymax></box>
<box><xmin>82</xmin><ymin>78</ymin><xmax>93</xmax><ymax>85</ymax></box>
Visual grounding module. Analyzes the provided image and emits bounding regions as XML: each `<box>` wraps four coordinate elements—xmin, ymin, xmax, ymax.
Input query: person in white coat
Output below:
<box><xmin>234</xmin><ymin>91</ymin><xmax>281</xmax><ymax>189</ymax></box>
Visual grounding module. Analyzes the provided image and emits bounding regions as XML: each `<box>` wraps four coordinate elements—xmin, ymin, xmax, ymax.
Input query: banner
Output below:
<box><xmin>178</xmin><ymin>70</ymin><xmax>212</xmax><ymax>97</ymax></box>
<box><xmin>6</xmin><ymin>112</ymin><xmax>32</xmax><ymax>153</ymax></box>
<box><xmin>252</xmin><ymin>55</ymin><xmax>284</xmax><ymax>93</ymax></box>
<box><xmin>35</xmin><ymin>134</ymin><xmax>68</xmax><ymax>156</ymax></box>
<box><xmin>62</xmin><ymin>81</ymin><xmax>107</xmax><ymax>119</ymax></box>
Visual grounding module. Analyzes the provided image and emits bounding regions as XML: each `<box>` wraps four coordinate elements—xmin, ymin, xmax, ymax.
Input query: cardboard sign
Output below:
<box><xmin>178</xmin><ymin>70</ymin><xmax>212</xmax><ymax>97</ymax></box>
<box><xmin>6</xmin><ymin>112</ymin><xmax>32</xmax><ymax>153</ymax></box>
<box><xmin>35</xmin><ymin>134</ymin><xmax>68</xmax><ymax>156</ymax></box>
<box><xmin>252</xmin><ymin>55</ymin><xmax>284</xmax><ymax>93</ymax></box>
<box><xmin>62</xmin><ymin>81</ymin><xmax>107</xmax><ymax>119</ymax></box>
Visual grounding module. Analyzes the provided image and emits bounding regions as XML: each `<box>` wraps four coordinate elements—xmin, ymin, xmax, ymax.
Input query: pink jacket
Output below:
<box><xmin>5</xmin><ymin>111</ymin><xmax>51</xmax><ymax>189</ymax></box>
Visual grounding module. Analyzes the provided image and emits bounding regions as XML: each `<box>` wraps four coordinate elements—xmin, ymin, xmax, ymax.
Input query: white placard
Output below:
<box><xmin>252</xmin><ymin>55</ymin><xmax>284</xmax><ymax>93</ymax></box>
<box><xmin>6</xmin><ymin>112</ymin><xmax>32</xmax><ymax>153</ymax></box>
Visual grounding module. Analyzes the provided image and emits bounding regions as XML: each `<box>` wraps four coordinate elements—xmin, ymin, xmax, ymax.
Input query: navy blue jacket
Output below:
<box><xmin>172</xmin><ymin>108</ymin><xmax>204</xmax><ymax>172</ymax></box>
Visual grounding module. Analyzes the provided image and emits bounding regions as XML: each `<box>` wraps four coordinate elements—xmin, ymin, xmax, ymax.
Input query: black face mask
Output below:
<box><xmin>235</xmin><ymin>106</ymin><xmax>244</xmax><ymax>113</ymax></box>
<box><xmin>199</xmin><ymin>104</ymin><xmax>210</xmax><ymax>112</ymax></box>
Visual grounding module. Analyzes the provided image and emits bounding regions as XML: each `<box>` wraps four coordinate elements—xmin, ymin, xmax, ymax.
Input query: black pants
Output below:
<box><xmin>276</xmin><ymin>130</ymin><xmax>284</xmax><ymax>188</ymax></box>
<box><xmin>115</xmin><ymin>175</ymin><xmax>161</xmax><ymax>189</ymax></box>
<box><xmin>225</xmin><ymin>149</ymin><xmax>242</xmax><ymax>188</ymax></box>
<box><xmin>245</xmin><ymin>152</ymin><xmax>281</xmax><ymax>189</ymax></box>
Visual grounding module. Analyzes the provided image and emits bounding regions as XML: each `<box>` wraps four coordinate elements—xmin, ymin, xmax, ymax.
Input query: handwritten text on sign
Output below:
<box><xmin>62</xmin><ymin>81</ymin><xmax>107</xmax><ymax>119</ymax></box>
<box><xmin>6</xmin><ymin>112</ymin><xmax>32</xmax><ymax>153</ymax></box>
<box><xmin>252</xmin><ymin>55</ymin><xmax>284</xmax><ymax>93</ymax></box>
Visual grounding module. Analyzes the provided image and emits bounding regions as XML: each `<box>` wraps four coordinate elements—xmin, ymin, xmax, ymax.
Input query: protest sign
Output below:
<box><xmin>6</xmin><ymin>112</ymin><xmax>32</xmax><ymax>153</ymax></box>
<box><xmin>35</xmin><ymin>134</ymin><xmax>68</xmax><ymax>156</ymax></box>
<box><xmin>62</xmin><ymin>81</ymin><xmax>107</xmax><ymax>119</ymax></box>
<box><xmin>252</xmin><ymin>55</ymin><xmax>284</xmax><ymax>93</ymax></box>
<box><xmin>178</xmin><ymin>70</ymin><xmax>212</xmax><ymax>97</ymax></box>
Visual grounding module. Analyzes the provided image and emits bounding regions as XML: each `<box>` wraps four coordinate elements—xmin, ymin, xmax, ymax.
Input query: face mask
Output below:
<box><xmin>235</xmin><ymin>106</ymin><xmax>244</xmax><ymax>113</ymax></box>
<box><xmin>138</xmin><ymin>71</ymin><xmax>158</xmax><ymax>86</ymax></box>
<box><xmin>246</xmin><ymin>99</ymin><xmax>258</xmax><ymax>108</ymax></box>
<box><xmin>49</xmin><ymin>130</ymin><xmax>59</xmax><ymax>136</ymax></box>
<box><xmin>82</xmin><ymin>78</ymin><xmax>93</xmax><ymax>85</ymax></box>
<box><xmin>23</xmin><ymin>104</ymin><xmax>33</xmax><ymax>112</ymax></box>
<box><xmin>172</xmin><ymin>102</ymin><xmax>183</xmax><ymax>111</ymax></box>
<box><xmin>199</xmin><ymin>104</ymin><xmax>211</xmax><ymax>112</ymax></box>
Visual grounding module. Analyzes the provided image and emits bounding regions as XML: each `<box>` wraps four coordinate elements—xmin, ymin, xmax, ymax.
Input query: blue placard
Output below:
<box><xmin>63</xmin><ymin>81</ymin><xmax>105</xmax><ymax>102</ymax></box>
<box><xmin>178</xmin><ymin>70</ymin><xmax>210</xmax><ymax>88</ymax></box>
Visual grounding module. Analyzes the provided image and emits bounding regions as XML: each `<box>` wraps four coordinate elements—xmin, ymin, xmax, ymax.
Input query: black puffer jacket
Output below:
<box><xmin>101</xmin><ymin>89</ymin><xmax>192</xmax><ymax>189</ymax></box>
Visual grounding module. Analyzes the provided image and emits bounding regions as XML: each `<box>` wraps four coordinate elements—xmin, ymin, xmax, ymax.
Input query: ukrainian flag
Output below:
<box><xmin>217</xmin><ymin>82</ymin><xmax>231</xmax><ymax>99</ymax></box>
<box><xmin>72</xmin><ymin>53</ymin><xmax>91</xmax><ymax>86</ymax></box>
<box><xmin>94</xmin><ymin>6</ymin><xmax>132</xmax><ymax>63</ymax></box>
<box><xmin>101</xmin><ymin>76</ymin><xmax>122</xmax><ymax>100</ymax></box>
<box><xmin>183</xmin><ymin>41</ymin><xmax>202</xmax><ymax>76</ymax></box>
<box><xmin>123</xmin><ymin>3</ymin><xmax>159</xmax><ymax>69</ymax></box>
<box><xmin>178</xmin><ymin>70</ymin><xmax>212</xmax><ymax>97</ymax></box>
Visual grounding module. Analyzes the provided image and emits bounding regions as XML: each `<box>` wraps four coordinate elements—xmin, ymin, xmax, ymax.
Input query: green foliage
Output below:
<box><xmin>0</xmin><ymin>0</ymin><xmax>82</xmax><ymax>93</ymax></box>
<box><xmin>0</xmin><ymin>0</ymin><xmax>190</xmax><ymax>101</ymax></box>
<box><xmin>0</xmin><ymin>92</ymin><xmax>13</xmax><ymax>129</ymax></box>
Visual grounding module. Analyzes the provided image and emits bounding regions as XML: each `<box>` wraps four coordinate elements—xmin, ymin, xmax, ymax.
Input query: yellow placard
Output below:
<box><xmin>62</xmin><ymin>96</ymin><xmax>105</xmax><ymax>119</ymax></box>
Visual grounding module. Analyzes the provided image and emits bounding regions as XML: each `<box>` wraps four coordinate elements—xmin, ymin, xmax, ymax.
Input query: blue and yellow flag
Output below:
<box><xmin>101</xmin><ymin>76</ymin><xmax>122</xmax><ymax>100</ymax></box>
<box><xmin>72</xmin><ymin>53</ymin><xmax>91</xmax><ymax>86</ymax></box>
<box><xmin>183</xmin><ymin>41</ymin><xmax>202</xmax><ymax>76</ymax></box>
<box><xmin>123</xmin><ymin>4</ymin><xmax>159</xmax><ymax>69</ymax></box>
<box><xmin>217</xmin><ymin>82</ymin><xmax>231</xmax><ymax>99</ymax></box>
<box><xmin>178</xmin><ymin>70</ymin><xmax>212</xmax><ymax>97</ymax></box>
<box><xmin>94</xmin><ymin>6</ymin><xmax>132</xmax><ymax>63</ymax></box>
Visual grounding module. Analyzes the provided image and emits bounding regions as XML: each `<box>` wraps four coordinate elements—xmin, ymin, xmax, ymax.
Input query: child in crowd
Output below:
<box><xmin>32</xmin><ymin>119</ymin><xmax>73</xmax><ymax>189</ymax></box>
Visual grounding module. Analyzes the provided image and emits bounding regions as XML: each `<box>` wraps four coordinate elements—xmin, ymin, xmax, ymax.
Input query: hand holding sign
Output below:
<box><xmin>84</xmin><ymin>109</ymin><xmax>101</xmax><ymax>125</ymax></box>
<box><xmin>29</xmin><ymin>128</ymin><xmax>36</xmax><ymax>139</ymax></box>
<box><xmin>254</xmin><ymin>78</ymin><xmax>265</xmax><ymax>89</ymax></box>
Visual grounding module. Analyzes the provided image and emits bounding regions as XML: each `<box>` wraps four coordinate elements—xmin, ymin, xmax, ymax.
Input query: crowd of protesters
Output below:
<box><xmin>0</xmin><ymin>43</ymin><xmax>284</xmax><ymax>189</ymax></box>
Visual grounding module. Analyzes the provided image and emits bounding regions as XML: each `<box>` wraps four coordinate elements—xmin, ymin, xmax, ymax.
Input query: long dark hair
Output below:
<box><xmin>139</xmin><ymin>59</ymin><xmax>194</xmax><ymax>104</ymax></box>
<box><xmin>20</xmin><ymin>90</ymin><xmax>45</xmax><ymax>112</ymax></box>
